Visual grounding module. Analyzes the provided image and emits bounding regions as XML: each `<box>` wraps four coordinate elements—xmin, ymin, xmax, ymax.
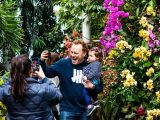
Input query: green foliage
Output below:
<box><xmin>16</xmin><ymin>0</ymin><xmax>63</xmax><ymax>55</ymax></box>
<box><xmin>0</xmin><ymin>71</ymin><xmax>9</xmax><ymax>119</ymax></box>
<box><xmin>0</xmin><ymin>0</ymin><xmax>23</xmax><ymax>53</ymax></box>
<box><xmin>53</xmin><ymin>0</ymin><xmax>105</xmax><ymax>39</ymax></box>
<box><xmin>32</xmin><ymin>38</ymin><xmax>46</xmax><ymax>49</ymax></box>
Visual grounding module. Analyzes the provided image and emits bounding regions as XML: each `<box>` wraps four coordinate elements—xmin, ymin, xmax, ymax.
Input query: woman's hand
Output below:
<box><xmin>35</xmin><ymin>66</ymin><xmax>45</xmax><ymax>80</ymax></box>
<box><xmin>83</xmin><ymin>80</ymin><xmax>95</xmax><ymax>89</ymax></box>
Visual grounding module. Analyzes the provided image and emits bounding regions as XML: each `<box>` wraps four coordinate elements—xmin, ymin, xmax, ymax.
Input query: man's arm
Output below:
<box><xmin>39</xmin><ymin>50</ymin><xmax>58</xmax><ymax>78</ymax></box>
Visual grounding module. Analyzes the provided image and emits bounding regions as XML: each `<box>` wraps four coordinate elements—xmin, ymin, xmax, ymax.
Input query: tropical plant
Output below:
<box><xmin>53</xmin><ymin>0</ymin><xmax>105</xmax><ymax>40</ymax></box>
<box><xmin>16</xmin><ymin>0</ymin><xmax>63</xmax><ymax>56</ymax></box>
<box><xmin>0</xmin><ymin>0</ymin><xmax>23</xmax><ymax>64</ymax></box>
<box><xmin>100</xmin><ymin>0</ymin><xmax>160</xmax><ymax>119</ymax></box>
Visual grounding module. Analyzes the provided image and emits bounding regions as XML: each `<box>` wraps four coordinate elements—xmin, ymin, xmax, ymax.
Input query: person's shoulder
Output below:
<box><xmin>94</xmin><ymin>61</ymin><xmax>101</xmax><ymax>63</ymax></box>
<box><xmin>0</xmin><ymin>79</ymin><xmax>11</xmax><ymax>94</ymax></box>
<box><xmin>56</xmin><ymin>58</ymin><xmax>71</xmax><ymax>64</ymax></box>
<box><xmin>90</xmin><ymin>61</ymin><xmax>101</xmax><ymax>65</ymax></box>
<box><xmin>88</xmin><ymin>61</ymin><xmax>101</xmax><ymax>68</ymax></box>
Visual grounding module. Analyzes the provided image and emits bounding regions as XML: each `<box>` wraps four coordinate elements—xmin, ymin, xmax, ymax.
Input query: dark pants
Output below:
<box><xmin>60</xmin><ymin>111</ymin><xmax>87</xmax><ymax>120</ymax></box>
<box><xmin>83</xmin><ymin>88</ymin><xmax>98</xmax><ymax>106</ymax></box>
<box><xmin>53</xmin><ymin>111</ymin><xmax>59</xmax><ymax>120</ymax></box>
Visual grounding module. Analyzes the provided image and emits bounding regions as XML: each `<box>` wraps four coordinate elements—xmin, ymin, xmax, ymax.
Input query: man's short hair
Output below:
<box><xmin>72</xmin><ymin>40</ymin><xmax>88</xmax><ymax>53</ymax></box>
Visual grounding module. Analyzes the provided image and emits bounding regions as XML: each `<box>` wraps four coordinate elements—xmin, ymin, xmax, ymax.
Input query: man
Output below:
<box><xmin>40</xmin><ymin>40</ymin><xmax>95</xmax><ymax>120</ymax></box>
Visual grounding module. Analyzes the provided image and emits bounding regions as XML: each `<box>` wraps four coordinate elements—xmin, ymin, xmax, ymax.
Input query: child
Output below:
<box><xmin>82</xmin><ymin>47</ymin><xmax>103</xmax><ymax>116</ymax></box>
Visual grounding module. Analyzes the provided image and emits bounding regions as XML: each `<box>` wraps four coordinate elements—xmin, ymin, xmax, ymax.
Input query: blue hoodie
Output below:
<box><xmin>40</xmin><ymin>58</ymin><xmax>88</xmax><ymax>112</ymax></box>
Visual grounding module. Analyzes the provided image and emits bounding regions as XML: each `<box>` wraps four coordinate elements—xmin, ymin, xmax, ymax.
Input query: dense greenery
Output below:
<box><xmin>0</xmin><ymin>0</ymin><xmax>23</xmax><ymax>64</ymax></box>
<box><xmin>16</xmin><ymin>0</ymin><xmax>64</xmax><ymax>56</ymax></box>
<box><xmin>0</xmin><ymin>0</ymin><xmax>64</xmax><ymax>63</ymax></box>
<box><xmin>53</xmin><ymin>0</ymin><xmax>105</xmax><ymax>40</ymax></box>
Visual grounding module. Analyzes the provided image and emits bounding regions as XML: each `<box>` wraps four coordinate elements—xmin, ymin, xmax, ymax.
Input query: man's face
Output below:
<box><xmin>70</xmin><ymin>44</ymin><xmax>86</xmax><ymax>65</ymax></box>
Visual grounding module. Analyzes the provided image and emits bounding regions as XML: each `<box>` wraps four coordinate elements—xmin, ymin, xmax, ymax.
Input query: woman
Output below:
<box><xmin>0</xmin><ymin>54</ymin><xmax>62</xmax><ymax>120</ymax></box>
<box><xmin>46</xmin><ymin>52</ymin><xmax>60</xmax><ymax>120</ymax></box>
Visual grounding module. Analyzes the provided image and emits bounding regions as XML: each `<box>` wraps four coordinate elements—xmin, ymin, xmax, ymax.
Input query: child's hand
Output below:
<box><xmin>83</xmin><ymin>79</ymin><xmax>95</xmax><ymax>89</ymax></box>
<box><xmin>82</xmin><ymin>76</ymin><xmax>87</xmax><ymax>81</ymax></box>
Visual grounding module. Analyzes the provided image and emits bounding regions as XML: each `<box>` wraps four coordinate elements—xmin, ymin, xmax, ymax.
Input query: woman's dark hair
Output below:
<box><xmin>10</xmin><ymin>54</ymin><xmax>31</xmax><ymax>101</ymax></box>
<box><xmin>46</xmin><ymin>52</ymin><xmax>60</xmax><ymax>66</ymax></box>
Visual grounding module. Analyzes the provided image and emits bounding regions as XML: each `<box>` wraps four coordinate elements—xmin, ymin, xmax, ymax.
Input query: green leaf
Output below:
<box><xmin>143</xmin><ymin>61</ymin><xmax>152</xmax><ymax>67</ymax></box>
<box><xmin>141</xmin><ymin>40</ymin><xmax>149</xmax><ymax>49</ymax></box>
<box><xmin>121</xmin><ymin>107</ymin><xmax>128</xmax><ymax>113</ymax></box>
<box><xmin>153</xmin><ymin>72</ymin><xmax>160</xmax><ymax>80</ymax></box>
<box><xmin>111</xmin><ymin>104</ymin><xmax>120</xmax><ymax>120</ymax></box>
<box><xmin>122</xmin><ymin>62</ymin><xmax>126</xmax><ymax>67</ymax></box>
<box><xmin>125</xmin><ymin>112</ymin><xmax>136</xmax><ymax>119</ymax></box>
<box><xmin>136</xmin><ymin>7</ymin><xmax>140</xmax><ymax>16</ymax></box>
<box><xmin>153</xmin><ymin>56</ymin><xmax>159</xmax><ymax>63</ymax></box>
<box><xmin>126</xmin><ymin>95</ymin><xmax>135</xmax><ymax>102</ymax></box>
<box><xmin>129</xmin><ymin>16</ymin><xmax>136</xmax><ymax>19</ymax></box>
<box><xmin>149</xmin><ymin>0</ymin><xmax>156</xmax><ymax>8</ymax></box>
<box><xmin>32</xmin><ymin>38</ymin><xmax>46</xmax><ymax>49</ymax></box>
<box><xmin>141</xmin><ymin>0</ymin><xmax>147</xmax><ymax>4</ymax></box>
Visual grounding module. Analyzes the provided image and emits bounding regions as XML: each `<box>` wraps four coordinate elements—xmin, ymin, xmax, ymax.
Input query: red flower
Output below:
<box><xmin>137</xmin><ymin>106</ymin><xmax>145</xmax><ymax>116</ymax></box>
<box><xmin>64</xmin><ymin>42</ymin><xmax>72</xmax><ymax>48</ymax></box>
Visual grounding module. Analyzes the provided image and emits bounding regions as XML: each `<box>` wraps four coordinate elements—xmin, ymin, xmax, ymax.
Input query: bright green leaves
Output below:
<box><xmin>0</xmin><ymin>0</ymin><xmax>23</xmax><ymax>53</ymax></box>
<box><xmin>32</xmin><ymin>38</ymin><xmax>46</xmax><ymax>49</ymax></box>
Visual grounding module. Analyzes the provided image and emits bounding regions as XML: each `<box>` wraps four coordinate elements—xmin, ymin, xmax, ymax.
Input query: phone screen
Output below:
<box><xmin>32</xmin><ymin>60</ymin><xmax>39</xmax><ymax>72</ymax></box>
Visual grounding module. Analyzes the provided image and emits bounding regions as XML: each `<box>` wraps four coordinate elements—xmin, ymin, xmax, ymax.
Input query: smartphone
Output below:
<box><xmin>48</xmin><ymin>52</ymin><xmax>51</xmax><ymax>59</ymax></box>
<box><xmin>32</xmin><ymin>61</ymin><xmax>39</xmax><ymax>73</ymax></box>
<box><xmin>35</xmin><ymin>64</ymin><xmax>39</xmax><ymax>71</ymax></box>
<box><xmin>32</xmin><ymin>63</ymin><xmax>39</xmax><ymax>80</ymax></box>
<box><xmin>43</xmin><ymin>50</ymin><xmax>51</xmax><ymax>59</ymax></box>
